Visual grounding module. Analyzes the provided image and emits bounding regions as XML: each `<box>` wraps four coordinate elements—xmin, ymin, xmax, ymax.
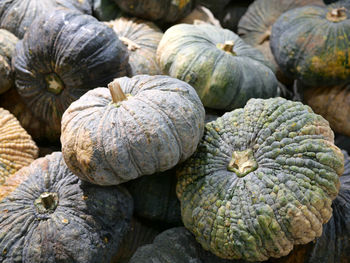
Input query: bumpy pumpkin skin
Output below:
<box><xmin>157</xmin><ymin>23</ymin><xmax>278</xmax><ymax>111</ymax></box>
<box><xmin>270</xmin><ymin>2</ymin><xmax>350</xmax><ymax>87</ymax></box>
<box><xmin>114</xmin><ymin>0</ymin><xmax>195</xmax><ymax>23</ymax></box>
<box><xmin>0</xmin><ymin>107</ymin><xmax>38</xmax><ymax>186</ymax></box>
<box><xmin>106</xmin><ymin>17</ymin><xmax>163</xmax><ymax>76</ymax></box>
<box><xmin>0</xmin><ymin>152</ymin><xmax>133</xmax><ymax>263</ymax></box>
<box><xmin>13</xmin><ymin>9</ymin><xmax>129</xmax><ymax>133</ymax></box>
<box><xmin>0</xmin><ymin>0</ymin><xmax>92</xmax><ymax>38</ymax></box>
<box><xmin>176</xmin><ymin>97</ymin><xmax>344</xmax><ymax>261</ymax></box>
<box><xmin>61</xmin><ymin>75</ymin><xmax>205</xmax><ymax>186</ymax></box>
<box><xmin>0</xmin><ymin>30</ymin><xmax>18</xmax><ymax>94</ymax></box>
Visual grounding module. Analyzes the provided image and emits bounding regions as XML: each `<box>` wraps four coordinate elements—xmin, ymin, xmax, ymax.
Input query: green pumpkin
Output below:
<box><xmin>270</xmin><ymin>1</ymin><xmax>350</xmax><ymax>86</ymax></box>
<box><xmin>61</xmin><ymin>75</ymin><xmax>205</xmax><ymax>186</ymax></box>
<box><xmin>0</xmin><ymin>152</ymin><xmax>133</xmax><ymax>263</ymax></box>
<box><xmin>0</xmin><ymin>29</ymin><xmax>18</xmax><ymax>94</ymax></box>
<box><xmin>157</xmin><ymin>23</ymin><xmax>278</xmax><ymax>111</ymax></box>
<box><xmin>176</xmin><ymin>97</ymin><xmax>344</xmax><ymax>261</ymax></box>
<box><xmin>106</xmin><ymin>17</ymin><xmax>163</xmax><ymax>76</ymax></box>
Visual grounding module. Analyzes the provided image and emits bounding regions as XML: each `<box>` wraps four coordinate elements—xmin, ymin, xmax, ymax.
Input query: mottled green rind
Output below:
<box><xmin>270</xmin><ymin>2</ymin><xmax>350</xmax><ymax>87</ymax></box>
<box><xmin>157</xmin><ymin>23</ymin><xmax>278</xmax><ymax>111</ymax></box>
<box><xmin>176</xmin><ymin>97</ymin><xmax>343</xmax><ymax>261</ymax></box>
<box><xmin>0</xmin><ymin>152</ymin><xmax>133</xmax><ymax>263</ymax></box>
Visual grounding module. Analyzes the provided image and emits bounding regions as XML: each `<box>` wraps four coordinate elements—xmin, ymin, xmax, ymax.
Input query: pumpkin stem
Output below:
<box><xmin>34</xmin><ymin>192</ymin><xmax>59</xmax><ymax>214</ymax></box>
<box><xmin>326</xmin><ymin>7</ymin><xmax>347</xmax><ymax>22</ymax></box>
<box><xmin>119</xmin><ymin>36</ymin><xmax>140</xmax><ymax>51</ymax></box>
<box><xmin>217</xmin><ymin>41</ymin><xmax>237</xmax><ymax>55</ymax></box>
<box><xmin>258</xmin><ymin>28</ymin><xmax>271</xmax><ymax>45</ymax></box>
<box><xmin>227</xmin><ymin>149</ymin><xmax>258</xmax><ymax>177</ymax></box>
<box><xmin>108</xmin><ymin>80</ymin><xmax>127</xmax><ymax>104</ymax></box>
<box><xmin>45</xmin><ymin>73</ymin><xmax>64</xmax><ymax>95</ymax></box>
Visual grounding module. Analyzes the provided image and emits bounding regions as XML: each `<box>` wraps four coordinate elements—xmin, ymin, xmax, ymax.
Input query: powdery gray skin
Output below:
<box><xmin>157</xmin><ymin>23</ymin><xmax>278</xmax><ymax>111</ymax></box>
<box><xmin>177</xmin><ymin>97</ymin><xmax>344</xmax><ymax>261</ymax></box>
<box><xmin>61</xmin><ymin>75</ymin><xmax>205</xmax><ymax>186</ymax></box>
<box><xmin>0</xmin><ymin>152</ymin><xmax>133</xmax><ymax>263</ymax></box>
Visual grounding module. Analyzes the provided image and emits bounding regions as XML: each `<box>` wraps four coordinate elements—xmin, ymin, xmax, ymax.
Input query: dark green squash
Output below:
<box><xmin>13</xmin><ymin>8</ymin><xmax>129</xmax><ymax>134</ymax></box>
<box><xmin>270</xmin><ymin>1</ymin><xmax>350</xmax><ymax>86</ymax></box>
<box><xmin>176</xmin><ymin>97</ymin><xmax>344</xmax><ymax>261</ymax></box>
<box><xmin>0</xmin><ymin>0</ymin><xmax>92</xmax><ymax>38</ymax></box>
<box><xmin>0</xmin><ymin>152</ymin><xmax>133</xmax><ymax>263</ymax></box>
<box><xmin>61</xmin><ymin>75</ymin><xmax>205</xmax><ymax>186</ymax></box>
<box><xmin>157</xmin><ymin>23</ymin><xmax>278</xmax><ymax>111</ymax></box>
<box><xmin>106</xmin><ymin>17</ymin><xmax>163</xmax><ymax>76</ymax></box>
<box><xmin>92</xmin><ymin>0</ymin><xmax>121</xmax><ymax>21</ymax></box>
<box><xmin>114</xmin><ymin>0</ymin><xmax>196</xmax><ymax>23</ymax></box>
<box><xmin>0</xmin><ymin>29</ymin><xmax>18</xmax><ymax>94</ymax></box>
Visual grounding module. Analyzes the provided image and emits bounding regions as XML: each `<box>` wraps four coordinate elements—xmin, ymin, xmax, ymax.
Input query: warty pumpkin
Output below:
<box><xmin>13</xmin><ymin>8</ymin><xmax>129</xmax><ymax>133</ymax></box>
<box><xmin>0</xmin><ymin>30</ymin><xmax>18</xmax><ymax>94</ymax></box>
<box><xmin>176</xmin><ymin>97</ymin><xmax>344</xmax><ymax>261</ymax></box>
<box><xmin>0</xmin><ymin>152</ymin><xmax>133</xmax><ymax>263</ymax></box>
<box><xmin>106</xmin><ymin>17</ymin><xmax>163</xmax><ymax>76</ymax></box>
<box><xmin>270</xmin><ymin>1</ymin><xmax>350</xmax><ymax>86</ymax></box>
<box><xmin>61</xmin><ymin>75</ymin><xmax>205</xmax><ymax>186</ymax></box>
<box><xmin>157</xmin><ymin>23</ymin><xmax>278</xmax><ymax>111</ymax></box>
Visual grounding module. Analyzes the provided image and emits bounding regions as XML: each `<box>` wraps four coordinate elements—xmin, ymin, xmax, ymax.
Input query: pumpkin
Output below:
<box><xmin>0</xmin><ymin>152</ymin><xmax>133</xmax><ymax>262</ymax></box>
<box><xmin>0</xmin><ymin>107</ymin><xmax>38</xmax><ymax>185</ymax></box>
<box><xmin>92</xmin><ymin>0</ymin><xmax>121</xmax><ymax>21</ymax></box>
<box><xmin>125</xmin><ymin>168</ymin><xmax>182</xmax><ymax>226</ymax></box>
<box><xmin>176</xmin><ymin>97</ymin><xmax>344</xmax><ymax>261</ymax></box>
<box><xmin>61</xmin><ymin>75</ymin><xmax>205</xmax><ymax>186</ymax></box>
<box><xmin>272</xmin><ymin>150</ymin><xmax>350</xmax><ymax>263</ymax></box>
<box><xmin>157</xmin><ymin>23</ymin><xmax>278</xmax><ymax>111</ymax></box>
<box><xmin>219</xmin><ymin>0</ymin><xmax>253</xmax><ymax>33</ymax></box>
<box><xmin>0</xmin><ymin>0</ymin><xmax>92</xmax><ymax>38</ymax></box>
<box><xmin>0</xmin><ymin>30</ymin><xmax>18</xmax><ymax>94</ymax></box>
<box><xmin>13</xmin><ymin>8</ymin><xmax>129</xmax><ymax>133</ymax></box>
<box><xmin>178</xmin><ymin>5</ymin><xmax>222</xmax><ymax>27</ymax></box>
<box><xmin>270</xmin><ymin>1</ymin><xmax>350</xmax><ymax>87</ymax></box>
<box><xmin>105</xmin><ymin>17</ymin><xmax>163</xmax><ymax>76</ymax></box>
<box><xmin>0</xmin><ymin>88</ymin><xmax>61</xmax><ymax>143</ymax></box>
<box><xmin>113</xmin><ymin>0</ymin><xmax>195</xmax><ymax>23</ymax></box>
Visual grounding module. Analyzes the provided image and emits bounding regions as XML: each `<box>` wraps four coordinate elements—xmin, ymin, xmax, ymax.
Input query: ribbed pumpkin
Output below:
<box><xmin>157</xmin><ymin>23</ymin><xmax>278</xmax><ymax>111</ymax></box>
<box><xmin>0</xmin><ymin>107</ymin><xmax>38</xmax><ymax>185</ymax></box>
<box><xmin>0</xmin><ymin>30</ymin><xmax>18</xmax><ymax>94</ymax></box>
<box><xmin>106</xmin><ymin>17</ymin><xmax>163</xmax><ymax>76</ymax></box>
<box><xmin>270</xmin><ymin>1</ymin><xmax>350</xmax><ymax>86</ymax></box>
<box><xmin>0</xmin><ymin>0</ymin><xmax>92</xmax><ymax>38</ymax></box>
<box><xmin>61</xmin><ymin>75</ymin><xmax>205</xmax><ymax>186</ymax></box>
<box><xmin>13</xmin><ymin>8</ymin><xmax>129</xmax><ymax>134</ymax></box>
<box><xmin>176</xmin><ymin>97</ymin><xmax>344</xmax><ymax>261</ymax></box>
<box><xmin>114</xmin><ymin>0</ymin><xmax>195</xmax><ymax>23</ymax></box>
<box><xmin>92</xmin><ymin>0</ymin><xmax>121</xmax><ymax>21</ymax></box>
<box><xmin>0</xmin><ymin>152</ymin><xmax>133</xmax><ymax>263</ymax></box>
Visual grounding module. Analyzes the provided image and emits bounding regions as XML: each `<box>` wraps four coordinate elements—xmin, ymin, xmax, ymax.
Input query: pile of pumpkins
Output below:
<box><xmin>0</xmin><ymin>0</ymin><xmax>349</xmax><ymax>262</ymax></box>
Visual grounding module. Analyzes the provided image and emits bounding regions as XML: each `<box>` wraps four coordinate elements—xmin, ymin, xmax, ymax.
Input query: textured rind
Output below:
<box><xmin>114</xmin><ymin>0</ymin><xmax>195</xmax><ymax>23</ymax></box>
<box><xmin>0</xmin><ymin>107</ymin><xmax>38</xmax><ymax>187</ymax></box>
<box><xmin>0</xmin><ymin>152</ymin><xmax>133</xmax><ymax>263</ymax></box>
<box><xmin>157</xmin><ymin>23</ymin><xmax>278</xmax><ymax>111</ymax></box>
<box><xmin>270</xmin><ymin>2</ymin><xmax>350</xmax><ymax>87</ymax></box>
<box><xmin>176</xmin><ymin>97</ymin><xmax>344</xmax><ymax>261</ymax></box>
<box><xmin>0</xmin><ymin>0</ymin><xmax>92</xmax><ymax>38</ymax></box>
<box><xmin>106</xmin><ymin>17</ymin><xmax>163</xmax><ymax>76</ymax></box>
<box><xmin>61</xmin><ymin>75</ymin><xmax>205</xmax><ymax>186</ymax></box>
<box><xmin>13</xmin><ymin>9</ymin><xmax>128</xmax><ymax>133</ymax></box>
<box><xmin>0</xmin><ymin>29</ymin><xmax>18</xmax><ymax>94</ymax></box>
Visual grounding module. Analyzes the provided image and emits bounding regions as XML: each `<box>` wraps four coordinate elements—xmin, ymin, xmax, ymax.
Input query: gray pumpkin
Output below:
<box><xmin>61</xmin><ymin>75</ymin><xmax>205</xmax><ymax>186</ymax></box>
<box><xmin>0</xmin><ymin>152</ymin><xmax>133</xmax><ymax>263</ymax></box>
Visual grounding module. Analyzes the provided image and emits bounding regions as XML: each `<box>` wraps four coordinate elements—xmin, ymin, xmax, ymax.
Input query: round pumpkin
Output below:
<box><xmin>157</xmin><ymin>23</ymin><xmax>278</xmax><ymax>111</ymax></box>
<box><xmin>0</xmin><ymin>0</ymin><xmax>92</xmax><ymax>38</ymax></box>
<box><xmin>61</xmin><ymin>75</ymin><xmax>205</xmax><ymax>186</ymax></box>
<box><xmin>92</xmin><ymin>0</ymin><xmax>121</xmax><ymax>21</ymax></box>
<box><xmin>13</xmin><ymin>8</ymin><xmax>129</xmax><ymax>133</ymax></box>
<box><xmin>176</xmin><ymin>97</ymin><xmax>344</xmax><ymax>261</ymax></box>
<box><xmin>270</xmin><ymin>1</ymin><xmax>350</xmax><ymax>87</ymax></box>
<box><xmin>0</xmin><ymin>29</ymin><xmax>18</xmax><ymax>94</ymax></box>
<box><xmin>114</xmin><ymin>0</ymin><xmax>196</xmax><ymax>23</ymax></box>
<box><xmin>0</xmin><ymin>107</ymin><xmax>38</xmax><ymax>185</ymax></box>
<box><xmin>105</xmin><ymin>17</ymin><xmax>163</xmax><ymax>76</ymax></box>
<box><xmin>0</xmin><ymin>152</ymin><xmax>133</xmax><ymax>263</ymax></box>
